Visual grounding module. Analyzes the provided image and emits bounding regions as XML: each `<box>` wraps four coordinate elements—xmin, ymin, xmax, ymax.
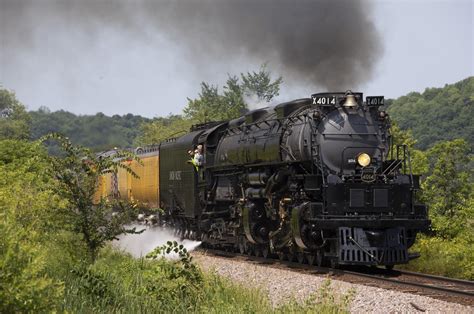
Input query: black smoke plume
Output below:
<box><xmin>1</xmin><ymin>0</ymin><xmax>382</xmax><ymax>90</ymax></box>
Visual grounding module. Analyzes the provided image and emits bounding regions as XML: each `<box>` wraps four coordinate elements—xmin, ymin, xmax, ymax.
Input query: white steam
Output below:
<box><xmin>115</xmin><ymin>224</ymin><xmax>201</xmax><ymax>259</ymax></box>
<box><xmin>244</xmin><ymin>93</ymin><xmax>273</xmax><ymax>111</ymax></box>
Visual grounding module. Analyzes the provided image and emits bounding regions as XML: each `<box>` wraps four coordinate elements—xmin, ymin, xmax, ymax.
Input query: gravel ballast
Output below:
<box><xmin>193</xmin><ymin>252</ymin><xmax>473</xmax><ymax>313</ymax></box>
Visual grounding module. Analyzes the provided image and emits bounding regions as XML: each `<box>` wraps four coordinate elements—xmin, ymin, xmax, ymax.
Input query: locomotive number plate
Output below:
<box><xmin>312</xmin><ymin>95</ymin><xmax>336</xmax><ymax>105</ymax></box>
<box><xmin>366</xmin><ymin>96</ymin><xmax>384</xmax><ymax>106</ymax></box>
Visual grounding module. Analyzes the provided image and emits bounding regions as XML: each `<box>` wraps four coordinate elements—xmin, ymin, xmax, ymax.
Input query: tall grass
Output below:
<box><xmin>60</xmin><ymin>246</ymin><xmax>353</xmax><ymax>313</ymax></box>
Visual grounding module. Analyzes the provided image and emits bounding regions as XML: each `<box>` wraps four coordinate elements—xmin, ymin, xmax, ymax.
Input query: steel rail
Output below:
<box><xmin>395</xmin><ymin>269</ymin><xmax>474</xmax><ymax>286</ymax></box>
<box><xmin>342</xmin><ymin>270</ymin><xmax>474</xmax><ymax>298</ymax></box>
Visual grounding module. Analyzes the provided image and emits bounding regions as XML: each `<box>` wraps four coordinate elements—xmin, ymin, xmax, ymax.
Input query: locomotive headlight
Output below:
<box><xmin>357</xmin><ymin>153</ymin><xmax>371</xmax><ymax>167</ymax></box>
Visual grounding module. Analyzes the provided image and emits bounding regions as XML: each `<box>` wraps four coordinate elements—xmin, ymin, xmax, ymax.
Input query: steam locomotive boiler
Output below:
<box><xmin>98</xmin><ymin>91</ymin><xmax>430</xmax><ymax>268</ymax></box>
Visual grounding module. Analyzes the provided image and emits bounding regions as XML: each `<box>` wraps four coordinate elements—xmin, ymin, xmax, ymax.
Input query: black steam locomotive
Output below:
<box><xmin>147</xmin><ymin>91</ymin><xmax>430</xmax><ymax>268</ymax></box>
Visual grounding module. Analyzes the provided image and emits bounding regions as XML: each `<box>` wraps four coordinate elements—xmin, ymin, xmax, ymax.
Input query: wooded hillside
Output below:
<box><xmin>29</xmin><ymin>108</ymin><xmax>151</xmax><ymax>151</ymax></box>
<box><xmin>385</xmin><ymin>77</ymin><xmax>473</xmax><ymax>149</ymax></box>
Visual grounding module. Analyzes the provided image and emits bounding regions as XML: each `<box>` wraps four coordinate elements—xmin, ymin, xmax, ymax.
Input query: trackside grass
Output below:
<box><xmin>61</xmin><ymin>246</ymin><xmax>353</xmax><ymax>313</ymax></box>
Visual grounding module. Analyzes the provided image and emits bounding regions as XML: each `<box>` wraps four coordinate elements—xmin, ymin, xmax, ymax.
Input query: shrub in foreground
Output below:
<box><xmin>62</xmin><ymin>245</ymin><xmax>354</xmax><ymax>313</ymax></box>
<box><xmin>400</xmin><ymin>234</ymin><xmax>474</xmax><ymax>280</ymax></box>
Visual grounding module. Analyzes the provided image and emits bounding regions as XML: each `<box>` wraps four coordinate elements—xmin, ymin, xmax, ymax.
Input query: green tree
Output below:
<box><xmin>241</xmin><ymin>64</ymin><xmax>283</xmax><ymax>102</ymax></box>
<box><xmin>422</xmin><ymin>139</ymin><xmax>472</xmax><ymax>238</ymax></box>
<box><xmin>184</xmin><ymin>65</ymin><xmax>283</xmax><ymax>123</ymax></box>
<box><xmin>0</xmin><ymin>88</ymin><xmax>31</xmax><ymax>140</ymax></box>
<box><xmin>136</xmin><ymin>115</ymin><xmax>193</xmax><ymax>145</ymax></box>
<box><xmin>221</xmin><ymin>75</ymin><xmax>246</xmax><ymax>118</ymax></box>
<box><xmin>184</xmin><ymin>82</ymin><xmax>225</xmax><ymax>123</ymax></box>
<box><xmin>41</xmin><ymin>133</ymin><xmax>143</xmax><ymax>261</ymax></box>
<box><xmin>390</xmin><ymin>122</ymin><xmax>417</xmax><ymax>150</ymax></box>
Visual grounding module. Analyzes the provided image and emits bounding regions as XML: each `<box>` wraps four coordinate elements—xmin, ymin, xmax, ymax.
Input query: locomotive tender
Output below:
<box><xmin>97</xmin><ymin>91</ymin><xmax>430</xmax><ymax>268</ymax></box>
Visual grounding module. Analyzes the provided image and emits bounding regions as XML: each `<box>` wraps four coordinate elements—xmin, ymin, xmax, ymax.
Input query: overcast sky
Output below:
<box><xmin>0</xmin><ymin>0</ymin><xmax>472</xmax><ymax>118</ymax></box>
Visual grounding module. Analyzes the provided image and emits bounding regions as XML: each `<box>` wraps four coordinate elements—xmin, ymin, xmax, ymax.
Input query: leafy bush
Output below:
<box><xmin>0</xmin><ymin>219</ymin><xmax>64</xmax><ymax>312</ymax></box>
<box><xmin>401</xmin><ymin>234</ymin><xmax>474</xmax><ymax>280</ymax></box>
<box><xmin>0</xmin><ymin>141</ymin><xmax>66</xmax><ymax>312</ymax></box>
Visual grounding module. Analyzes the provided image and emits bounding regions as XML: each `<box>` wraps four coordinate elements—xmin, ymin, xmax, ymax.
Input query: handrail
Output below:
<box><xmin>382</xmin><ymin>144</ymin><xmax>414</xmax><ymax>180</ymax></box>
<box><xmin>381</xmin><ymin>159</ymin><xmax>403</xmax><ymax>176</ymax></box>
<box><xmin>322</xmin><ymin>133</ymin><xmax>377</xmax><ymax>136</ymax></box>
<box><xmin>308</xmin><ymin>115</ymin><xmax>326</xmax><ymax>184</ymax></box>
<box><xmin>318</xmin><ymin>145</ymin><xmax>326</xmax><ymax>185</ymax></box>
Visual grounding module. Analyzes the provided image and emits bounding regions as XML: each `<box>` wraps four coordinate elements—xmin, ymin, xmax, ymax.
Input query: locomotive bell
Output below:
<box><xmin>343</xmin><ymin>94</ymin><xmax>358</xmax><ymax>107</ymax></box>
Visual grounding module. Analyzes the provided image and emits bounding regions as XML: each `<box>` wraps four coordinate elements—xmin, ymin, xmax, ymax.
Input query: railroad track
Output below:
<box><xmin>342</xmin><ymin>268</ymin><xmax>474</xmax><ymax>306</ymax></box>
<box><xmin>196</xmin><ymin>247</ymin><xmax>474</xmax><ymax>307</ymax></box>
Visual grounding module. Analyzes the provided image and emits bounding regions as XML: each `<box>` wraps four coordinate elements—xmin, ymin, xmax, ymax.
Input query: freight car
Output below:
<box><xmin>96</xmin><ymin>91</ymin><xmax>430</xmax><ymax>269</ymax></box>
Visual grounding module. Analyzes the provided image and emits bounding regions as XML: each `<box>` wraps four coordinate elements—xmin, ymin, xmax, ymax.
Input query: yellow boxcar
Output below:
<box><xmin>129</xmin><ymin>152</ymin><xmax>160</xmax><ymax>208</ymax></box>
<box><xmin>94</xmin><ymin>148</ymin><xmax>160</xmax><ymax>209</ymax></box>
<box><xmin>93</xmin><ymin>175</ymin><xmax>106</xmax><ymax>204</ymax></box>
<box><xmin>93</xmin><ymin>172</ymin><xmax>114</xmax><ymax>203</ymax></box>
<box><xmin>117</xmin><ymin>165</ymin><xmax>132</xmax><ymax>201</ymax></box>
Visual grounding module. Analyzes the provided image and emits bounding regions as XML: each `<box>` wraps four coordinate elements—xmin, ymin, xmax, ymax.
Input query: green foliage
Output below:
<box><xmin>390</xmin><ymin>122</ymin><xmax>417</xmax><ymax>150</ymax></box>
<box><xmin>223</xmin><ymin>75</ymin><xmax>246</xmax><ymax>115</ymax></box>
<box><xmin>184</xmin><ymin>82</ymin><xmax>231</xmax><ymax>123</ymax></box>
<box><xmin>68</xmin><ymin>266</ymin><xmax>117</xmax><ymax>306</ymax></box>
<box><xmin>62</xmin><ymin>246</ymin><xmax>265</xmax><ymax>312</ymax></box>
<box><xmin>241</xmin><ymin>64</ymin><xmax>283</xmax><ymax>102</ymax></box>
<box><xmin>62</xmin><ymin>246</ymin><xmax>352</xmax><ymax>313</ymax></box>
<box><xmin>0</xmin><ymin>140</ymin><xmax>66</xmax><ymax>312</ymax></box>
<box><xmin>387</xmin><ymin>77</ymin><xmax>473</xmax><ymax>149</ymax></box>
<box><xmin>183</xmin><ymin>77</ymin><xmax>246</xmax><ymax>123</ymax></box>
<box><xmin>136</xmin><ymin>114</ymin><xmax>193</xmax><ymax>145</ymax></box>
<box><xmin>41</xmin><ymin>133</ymin><xmax>143</xmax><ymax>261</ymax></box>
<box><xmin>30</xmin><ymin>109</ymin><xmax>150</xmax><ymax>151</ymax></box>
<box><xmin>183</xmin><ymin>65</ymin><xmax>282</xmax><ymax>123</ymax></box>
<box><xmin>0</xmin><ymin>88</ymin><xmax>31</xmax><ymax>140</ymax></box>
<box><xmin>422</xmin><ymin>139</ymin><xmax>472</xmax><ymax>238</ymax></box>
<box><xmin>401</xmin><ymin>139</ymin><xmax>473</xmax><ymax>279</ymax></box>
<box><xmin>146</xmin><ymin>240</ymin><xmax>199</xmax><ymax>273</ymax></box>
<box><xmin>401</xmin><ymin>233</ymin><xmax>474</xmax><ymax>280</ymax></box>
<box><xmin>0</xmin><ymin>224</ymin><xmax>64</xmax><ymax>312</ymax></box>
